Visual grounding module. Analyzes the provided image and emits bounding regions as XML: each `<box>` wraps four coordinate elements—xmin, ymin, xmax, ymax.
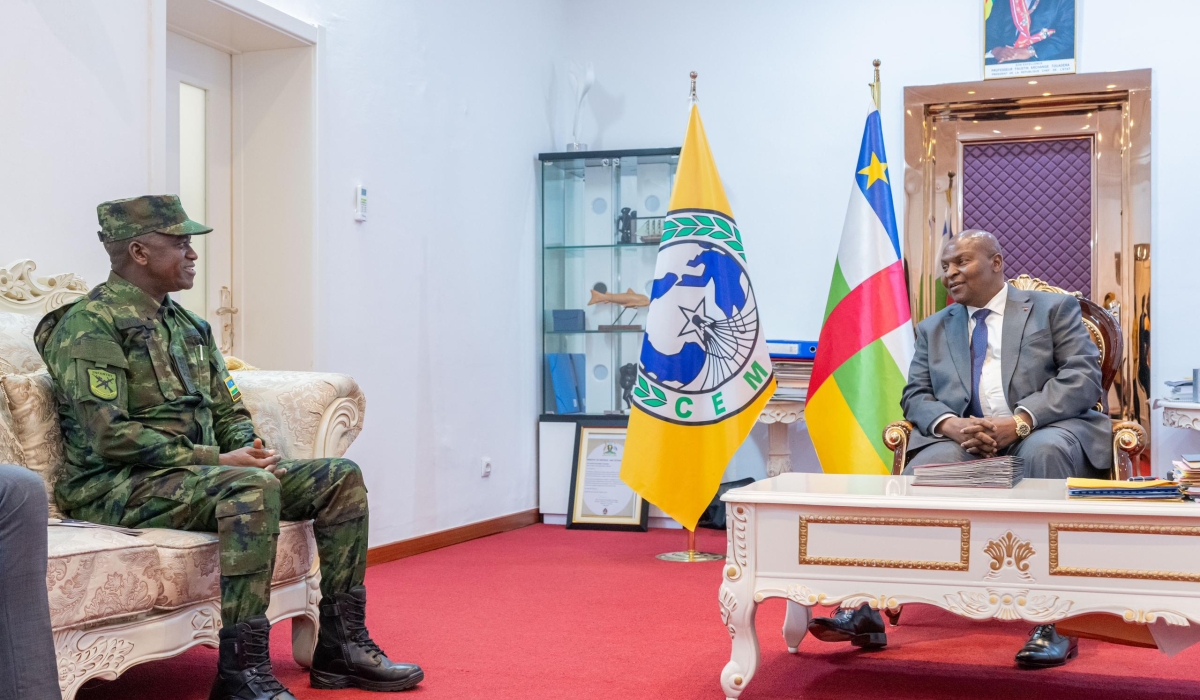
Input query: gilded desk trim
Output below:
<box><xmin>1049</xmin><ymin>522</ymin><xmax>1200</xmax><ymax>583</ymax></box>
<box><xmin>799</xmin><ymin>515</ymin><xmax>971</xmax><ymax>571</ymax></box>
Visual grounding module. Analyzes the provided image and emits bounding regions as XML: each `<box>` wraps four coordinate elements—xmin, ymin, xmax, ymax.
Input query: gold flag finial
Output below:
<box><xmin>869</xmin><ymin>59</ymin><xmax>881</xmax><ymax>111</ymax></box>
<box><xmin>689</xmin><ymin>71</ymin><xmax>698</xmax><ymax>103</ymax></box>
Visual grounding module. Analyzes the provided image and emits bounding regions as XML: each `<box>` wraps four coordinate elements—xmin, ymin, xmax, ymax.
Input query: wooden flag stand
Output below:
<box><xmin>656</xmin><ymin>528</ymin><xmax>723</xmax><ymax>563</ymax></box>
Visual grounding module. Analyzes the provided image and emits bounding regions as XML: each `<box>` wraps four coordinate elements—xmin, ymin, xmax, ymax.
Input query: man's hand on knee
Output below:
<box><xmin>219</xmin><ymin>438</ymin><xmax>287</xmax><ymax>476</ymax></box>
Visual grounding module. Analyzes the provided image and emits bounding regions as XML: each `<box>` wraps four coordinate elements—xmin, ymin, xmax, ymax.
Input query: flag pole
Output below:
<box><xmin>869</xmin><ymin>59</ymin><xmax>881</xmax><ymax>111</ymax></box>
<box><xmin>657</xmin><ymin>526</ymin><xmax>723</xmax><ymax>562</ymax></box>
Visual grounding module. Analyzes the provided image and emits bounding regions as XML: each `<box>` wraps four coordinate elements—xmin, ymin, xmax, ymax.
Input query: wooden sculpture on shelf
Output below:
<box><xmin>588</xmin><ymin>288</ymin><xmax>649</xmax><ymax>308</ymax></box>
<box><xmin>588</xmin><ymin>288</ymin><xmax>649</xmax><ymax>331</ymax></box>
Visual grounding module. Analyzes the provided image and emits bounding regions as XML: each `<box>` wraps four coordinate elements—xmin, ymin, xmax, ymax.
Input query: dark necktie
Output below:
<box><xmin>967</xmin><ymin>308</ymin><xmax>992</xmax><ymax>418</ymax></box>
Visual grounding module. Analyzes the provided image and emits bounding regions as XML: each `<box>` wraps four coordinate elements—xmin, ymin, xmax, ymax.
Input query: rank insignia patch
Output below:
<box><xmin>225</xmin><ymin>376</ymin><xmax>242</xmax><ymax>402</ymax></box>
<box><xmin>87</xmin><ymin>368</ymin><xmax>118</xmax><ymax>400</ymax></box>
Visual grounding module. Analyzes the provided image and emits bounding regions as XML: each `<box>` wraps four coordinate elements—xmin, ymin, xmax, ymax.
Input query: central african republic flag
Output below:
<box><xmin>805</xmin><ymin>108</ymin><xmax>914</xmax><ymax>475</ymax></box>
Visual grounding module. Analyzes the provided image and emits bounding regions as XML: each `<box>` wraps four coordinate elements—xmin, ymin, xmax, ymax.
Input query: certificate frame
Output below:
<box><xmin>566</xmin><ymin>419</ymin><xmax>649</xmax><ymax>531</ymax></box>
<box><xmin>982</xmin><ymin>0</ymin><xmax>1076</xmax><ymax>80</ymax></box>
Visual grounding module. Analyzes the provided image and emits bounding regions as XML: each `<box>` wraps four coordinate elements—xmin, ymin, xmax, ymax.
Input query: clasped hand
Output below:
<box><xmin>219</xmin><ymin>438</ymin><xmax>286</xmax><ymax>476</ymax></box>
<box><xmin>940</xmin><ymin>416</ymin><xmax>1019</xmax><ymax>456</ymax></box>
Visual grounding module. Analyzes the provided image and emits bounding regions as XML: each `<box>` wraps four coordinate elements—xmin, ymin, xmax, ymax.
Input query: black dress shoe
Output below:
<box><xmin>806</xmin><ymin>602</ymin><xmax>887</xmax><ymax>649</ymax></box>
<box><xmin>310</xmin><ymin>586</ymin><xmax>424</xmax><ymax>692</ymax></box>
<box><xmin>1015</xmin><ymin>624</ymin><xmax>1078</xmax><ymax>668</ymax></box>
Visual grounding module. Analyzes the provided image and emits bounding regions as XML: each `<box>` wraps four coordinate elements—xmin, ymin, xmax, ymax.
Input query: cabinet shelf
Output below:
<box><xmin>545</xmin><ymin>242</ymin><xmax>659</xmax><ymax>251</ymax></box>
<box><xmin>546</xmin><ymin>329</ymin><xmax>646</xmax><ymax>335</ymax></box>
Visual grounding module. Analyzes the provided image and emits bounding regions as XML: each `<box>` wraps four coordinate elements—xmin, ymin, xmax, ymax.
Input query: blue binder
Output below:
<box><xmin>546</xmin><ymin>353</ymin><xmax>586</xmax><ymax>414</ymax></box>
<box><xmin>766</xmin><ymin>339</ymin><xmax>818</xmax><ymax>360</ymax></box>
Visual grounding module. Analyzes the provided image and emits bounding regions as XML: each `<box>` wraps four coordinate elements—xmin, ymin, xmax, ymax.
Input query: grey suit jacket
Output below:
<box><xmin>901</xmin><ymin>285</ymin><xmax>1112</xmax><ymax>471</ymax></box>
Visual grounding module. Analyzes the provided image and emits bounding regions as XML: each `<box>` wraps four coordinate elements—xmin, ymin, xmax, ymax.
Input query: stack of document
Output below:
<box><xmin>911</xmin><ymin>456</ymin><xmax>1024</xmax><ymax>488</ymax></box>
<box><xmin>1066</xmin><ymin>478</ymin><xmax>1184</xmax><ymax>501</ymax></box>
<box><xmin>771</xmin><ymin>360</ymin><xmax>811</xmax><ymax>402</ymax></box>
<box><xmin>1173</xmin><ymin>455</ymin><xmax>1200</xmax><ymax>499</ymax></box>
<box><xmin>1164</xmin><ymin>379</ymin><xmax>1195</xmax><ymax>401</ymax></box>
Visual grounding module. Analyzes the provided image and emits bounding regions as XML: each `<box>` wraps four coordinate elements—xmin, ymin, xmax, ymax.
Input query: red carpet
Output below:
<box><xmin>78</xmin><ymin>524</ymin><xmax>1200</xmax><ymax>699</ymax></box>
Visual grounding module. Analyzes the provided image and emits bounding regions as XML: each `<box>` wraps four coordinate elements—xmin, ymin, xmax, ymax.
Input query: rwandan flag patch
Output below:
<box><xmin>225</xmin><ymin>375</ymin><xmax>242</xmax><ymax>402</ymax></box>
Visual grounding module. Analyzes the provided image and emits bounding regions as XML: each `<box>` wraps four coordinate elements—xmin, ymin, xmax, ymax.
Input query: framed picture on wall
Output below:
<box><xmin>566</xmin><ymin>420</ymin><xmax>649</xmax><ymax>531</ymax></box>
<box><xmin>983</xmin><ymin>0</ymin><xmax>1076</xmax><ymax>80</ymax></box>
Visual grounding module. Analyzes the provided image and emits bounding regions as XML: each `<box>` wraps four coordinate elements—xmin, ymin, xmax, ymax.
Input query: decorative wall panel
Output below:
<box><xmin>962</xmin><ymin>138</ymin><xmax>1092</xmax><ymax>296</ymax></box>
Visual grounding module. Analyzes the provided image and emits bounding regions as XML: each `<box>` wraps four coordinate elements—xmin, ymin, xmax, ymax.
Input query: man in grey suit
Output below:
<box><xmin>0</xmin><ymin>464</ymin><xmax>61</xmax><ymax>700</ymax></box>
<box><xmin>903</xmin><ymin>230</ymin><xmax>1111</xmax><ymax>478</ymax></box>
<box><xmin>807</xmin><ymin>230</ymin><xmax>1110</xmax><ymax>668</ymax></box>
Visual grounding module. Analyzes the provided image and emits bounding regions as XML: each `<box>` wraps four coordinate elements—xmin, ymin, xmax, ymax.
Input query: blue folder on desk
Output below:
<box><xmin>545</xmin><ymin>353</ymin><xmax>586</xmax><ymax>414</ymax></box>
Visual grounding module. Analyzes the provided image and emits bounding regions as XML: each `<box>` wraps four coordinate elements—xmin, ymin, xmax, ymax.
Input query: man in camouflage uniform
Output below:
<box><xmin>36</xmin><ymin>195</ymin><xmax>423</xmax><ymax>700</ymax></box>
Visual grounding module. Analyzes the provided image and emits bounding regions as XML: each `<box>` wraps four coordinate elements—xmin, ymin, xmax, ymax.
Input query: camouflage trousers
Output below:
<box><xmin>71</xmin><ymin>459</ymin><xmax>368</xmax><ymax>628</ymax></box>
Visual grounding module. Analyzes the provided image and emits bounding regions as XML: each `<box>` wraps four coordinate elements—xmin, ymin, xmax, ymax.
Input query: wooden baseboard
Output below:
<box><xmin>366</xmin><ymin>508</ymin><xmax>541</xmax><ymax>567</ymax></box>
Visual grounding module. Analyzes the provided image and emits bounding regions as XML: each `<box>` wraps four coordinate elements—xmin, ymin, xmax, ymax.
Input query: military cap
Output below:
<box><xmin>96</xmin><ymin>194</ymin><xmax>212</xmax><ymax>243</ymax></box>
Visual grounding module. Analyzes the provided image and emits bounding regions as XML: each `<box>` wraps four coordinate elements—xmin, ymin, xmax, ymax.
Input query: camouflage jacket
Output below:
<box><xmin>35</xmin><ymin>272</ymin><xmax>258</xmax><ymax>516</ymax></box>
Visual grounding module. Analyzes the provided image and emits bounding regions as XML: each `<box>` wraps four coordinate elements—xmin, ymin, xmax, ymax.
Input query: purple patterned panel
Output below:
<box><xmin>962</xmin><ymin>138</ymin><xmax>1092</xmax><ymax>297</ymax></box>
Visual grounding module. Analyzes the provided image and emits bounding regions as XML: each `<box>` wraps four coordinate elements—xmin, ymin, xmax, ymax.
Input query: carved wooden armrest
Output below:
<box><xmin>1111</xmin><ymin>420</ymin><xmax>1147</xmax><ymax>480</ymax></box>
<box><xmin>883</xmin><ymin>421</ymin><xmax>914</xmax><ymax>476</ymax></box>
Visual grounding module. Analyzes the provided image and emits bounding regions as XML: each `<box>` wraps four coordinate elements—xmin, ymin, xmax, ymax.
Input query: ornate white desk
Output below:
<box><xmin>718</xmin><ymin>474</ymin><xmax>1200</xmax><ymax>699</ymax></box>
<box><xmin>1158</xmin><ymin>399</ymin><xmax>1200</xmax><ymax>432</ymax></box>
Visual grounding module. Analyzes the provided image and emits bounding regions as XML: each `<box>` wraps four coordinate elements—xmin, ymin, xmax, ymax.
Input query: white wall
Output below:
<box><xmin>0</xmin><ymin>0</ymin><xmax>155</xmax><ymax>284</ymax></box>
<box><xmin>258</xmin><ymin>0</ymin><xmax>561</xmax><ymax>545</ymax></box>
<box><xmin>558</xmin><ymin>0</ymin><xmax>1200</xmax><ymax>474</ymax></box>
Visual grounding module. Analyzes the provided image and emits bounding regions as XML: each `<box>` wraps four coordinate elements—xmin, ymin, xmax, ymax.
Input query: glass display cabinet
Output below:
<box><xmin>540</xmin><ymin>147</ymin><xmax>680</xmax><ymax>415</ymax></box>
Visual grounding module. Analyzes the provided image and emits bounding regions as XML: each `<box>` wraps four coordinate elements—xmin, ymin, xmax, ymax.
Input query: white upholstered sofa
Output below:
<box><xmin>0</xmin><ymin>260</ymin><xmax>367</xmax><ymax>700</ymax></box>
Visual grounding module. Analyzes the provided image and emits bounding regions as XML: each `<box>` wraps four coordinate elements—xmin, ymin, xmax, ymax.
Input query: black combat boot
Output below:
<box><xmin>209</xmin><ymin>616</ymin><xmax>297</xmax><ymax>700</ymax></box>
<box><xmin>310</xmin><ymin>586</ymin><xmax>424</xmax><ymax>692</ymax></box>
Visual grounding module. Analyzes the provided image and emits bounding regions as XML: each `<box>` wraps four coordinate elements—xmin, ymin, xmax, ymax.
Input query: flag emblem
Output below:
<box><xmin>225</xmin><ymin>375</ymin><xmax>242</xmax><ymax>402</ymax></box>
<box><xmin>634</xmin><ymin>211</ymin><xmax>766</xmax><ymax>424</ymax></box>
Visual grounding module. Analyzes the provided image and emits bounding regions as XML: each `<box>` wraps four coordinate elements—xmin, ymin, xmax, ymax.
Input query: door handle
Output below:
<box><xmin>215</xmin><ymin>286</ymin><xmax>238</xmax><ymax>355</ymax></box>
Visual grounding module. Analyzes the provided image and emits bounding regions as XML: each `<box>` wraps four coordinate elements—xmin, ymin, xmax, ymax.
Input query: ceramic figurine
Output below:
<box><xmin>617</xmin><ymin>207</ymin><xmax>637</xmax><ymax>244</ymax></box>
<box><xmin>619</xmin><ymin>363</ymin><xmax>638</xmax><ymax>410</ymax></box>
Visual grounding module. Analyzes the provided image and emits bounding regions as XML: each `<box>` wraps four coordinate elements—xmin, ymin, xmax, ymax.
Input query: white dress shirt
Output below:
<box><xmin>932</xmin><ymin>284</ymin><xmax>1037</xmax><ymax>436</ymax></box>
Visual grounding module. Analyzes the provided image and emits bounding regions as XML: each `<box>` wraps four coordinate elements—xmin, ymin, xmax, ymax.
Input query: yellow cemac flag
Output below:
<box><xmin>619</xmin><ymin>103</ymin><xmax>776</xmax><ymax>531</ymax></box>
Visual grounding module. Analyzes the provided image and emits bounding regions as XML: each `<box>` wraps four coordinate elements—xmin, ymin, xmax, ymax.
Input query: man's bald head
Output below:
<box><xmin>953</xmin><ymin>229</ymin><xmax>1003</xmax><ymax>259</ymax></box>
<box><xmin>940</xmin><ymin>229</ymin><xmax>1007</xmax><ymax>307</ymax></box>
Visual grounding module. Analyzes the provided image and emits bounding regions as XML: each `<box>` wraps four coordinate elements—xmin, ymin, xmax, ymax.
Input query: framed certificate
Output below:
<box><xmin>983</xmin><ymin>0</ymin><xmax>1076</xmax><ymax>80</ymax></box>
<box><xmin>567</xmin><ymin>420</ymin><xmax>648</xmax><ymax>531</ymax></box>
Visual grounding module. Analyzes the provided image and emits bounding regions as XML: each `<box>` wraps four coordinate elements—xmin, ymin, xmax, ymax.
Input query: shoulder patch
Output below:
<box><xmin>87</xmin><ymin>368</ymin><xmax>118</xmax><ymax>400</ymax></box>
<box><xmin>224</xmin><ymin>375</ymin><xmax>242</xmax><ymax>403</ymax></box>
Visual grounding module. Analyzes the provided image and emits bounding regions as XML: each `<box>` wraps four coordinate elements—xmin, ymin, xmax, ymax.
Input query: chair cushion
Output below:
<box><xmin>47</xmin><ymin>526</ymin><xmax>160</xmax><ymax>631</ymax></box>
<box><xmin>134</xmin><ymin>520</ymin><xmax>316</xmax><ymax>611</ymax></box>
<box><xmin>0</xmin><ymin>312</ymin><xmax>45</xmax><ymax>375</ymax></box>
<box><xmin>1</xmin><ymin>370</ymin><xmax>64</xmax><ymax>517</ymax></box>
